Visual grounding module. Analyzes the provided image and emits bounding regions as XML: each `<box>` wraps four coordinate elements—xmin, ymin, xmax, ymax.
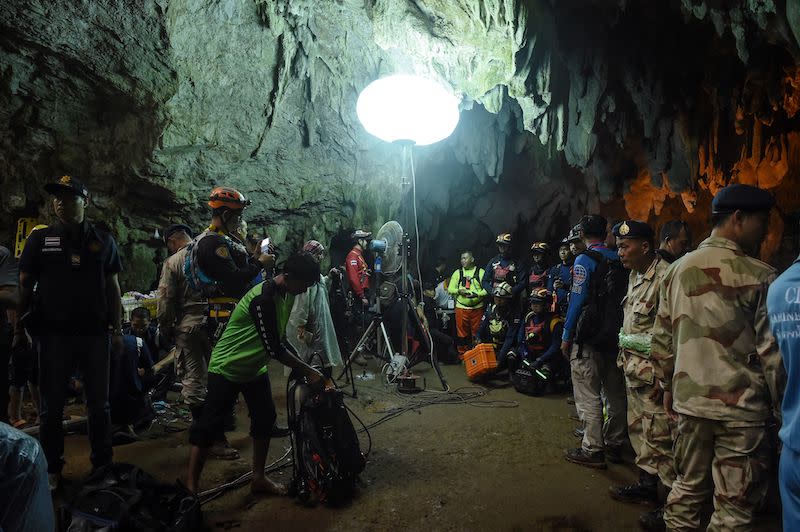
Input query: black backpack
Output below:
<box><xmin>287</xmin><ymin>380</ymin><xmax>366</xmax><ymax>505</ymax></box>
<box><xmin>66</xmin><ymin>463</ymin><xmax>202</xmax><ymax>531</ymax></box>
<box><xmin>574</xmin><ymin>249</ymin><xmax>628</xmax><ymax>350</ymax></box>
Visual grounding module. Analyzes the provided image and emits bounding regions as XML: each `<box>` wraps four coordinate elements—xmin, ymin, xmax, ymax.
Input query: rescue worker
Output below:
<box><xmin>286</xmin><ymin>240</ymin><xmax>343</xmax><ymax>374</ymax></box>
<box><xmin>157</xmin><ymin>224</ymin><xmax>212</xmax><ymax>431</ymax></box>
<box><xmin>652</xmin><ymin>184</ymin><xmax>785</xmax><ymax>531</ymax></box>
<box><xmin>548</xmin><ymin>243</ymin><xmax>572</xmax><ymax>315</ymax></box>
<box><xmin>346</xmin><ymin>230</ymin><xmax>372</xmax><ymax>308</ymax></box>
<box><xmin>608</xmin><ymin>220</ymin><xmax>673</xmax><ymax>531</ymax></box>
<box><xmin>447</xmin><ymin>251</ymin><xmax>487</xmax><ymax>357</ymax></box>
<box><xmin>483</xmin><ymin>233</ymin><xmax>526</xmax><ymax>299</ymax></box>
<box><xmin>657</xmin><ymin>220</ymin><xmax>691</xmax><ymax>264</ymax></box>
<box><xmin>767</xmin><ymin>247</ymin><xmax>800</xmax><ymax>532</ymax></box>
<box><xmin>192</xmin><ymin>187</ymin><xmax>274</xmax><ymax>346</ymax></box>
<box><xmin>186</xmin><ymin>253</ymin><xmax>331</xmax><ymax>495</ymax></box>
<box><xmin>0</xmin><ymin>243</ymin><xmax>20</xmax><ymax>425</ymax></box>
<box><xmin>475</xmin><ymin>282</ymin><xmax>522</xmax><ymax>371</ymax></box>
<box><xmin>518</xmin><ymin>288</ymin><xmax>565</xmax><ymax>385</ymax></box>
<box><xmin>16</xmin><ymin>175</ymin><xmax>123</xmax><ymax>490</ymax></box>
<box><xmin>566</xmin><ymin>224</ymin><xmax>586</xmax><ymax>257</ymax></box>
<box><xmin>527</xmin><ymin>242</ymin><xmax>550</xmax><ymax>296</ymax></box>
<box><xmin>561</xmin><ymin>214</ymin><xmax>628</xmax><ymax>469</ymax></box>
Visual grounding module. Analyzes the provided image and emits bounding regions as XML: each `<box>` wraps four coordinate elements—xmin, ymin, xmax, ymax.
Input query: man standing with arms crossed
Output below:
<box><xmin>652</xmin><ymin>184</ymin><xmax>785</xmax><ymax>530</ymax></box>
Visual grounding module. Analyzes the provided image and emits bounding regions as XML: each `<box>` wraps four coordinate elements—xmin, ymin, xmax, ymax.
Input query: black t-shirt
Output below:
<box><xmin>18</xmin><ymin>222</ymin><xmax>122</xmax><ymax>333</ymax></box>
<box><xmin>0</xmin><ymin>245</ymin><xmax>18</xmax><ymax>330</ymax></box>
<box><xmin>195</xmin><ymin>232</ymin><xmax>261</xmax><ymax>300</ymax></box>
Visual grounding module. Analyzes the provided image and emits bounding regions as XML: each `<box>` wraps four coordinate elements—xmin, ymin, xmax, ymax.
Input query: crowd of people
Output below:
<box><xmin>0</xmin><ymin>174</ymin><xmax>798</xmax><ymax>532</ymax></box>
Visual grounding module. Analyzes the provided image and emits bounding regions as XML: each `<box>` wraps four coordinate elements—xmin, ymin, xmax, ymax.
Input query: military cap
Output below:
<box><xmin>578</xmin><ymin>214</ymin><xmax>607</xmax><ymax>235</ymax></box>
<box><xmin>163</xmin><ymin>223</ymin><xmax>193</xmax><ymax>241</ymax></box>
<box><xmin>44</xmin><ymin>175</ymin><xmax>89</xmax><ymax>198</ymax></box>
<box><xmin>711</xmin><ymin>184</ymin><xmax>775</xmax><ymax>214</ymax></box>
<box><xmin>612</xmin><ymin>220</ymin><xmax>654</xmax><ymax>240</ymax></box>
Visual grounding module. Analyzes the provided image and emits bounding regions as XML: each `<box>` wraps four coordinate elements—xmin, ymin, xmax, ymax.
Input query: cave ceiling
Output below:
<box><xmin>2</xmin><ymin>0</ymin><xmax>800</xmax><ymax>286</ymax></box>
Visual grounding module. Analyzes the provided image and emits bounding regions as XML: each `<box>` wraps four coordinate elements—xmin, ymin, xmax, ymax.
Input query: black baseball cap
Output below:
<box><xmin>44</xmin><ymin>175</ymin><xmax>89</xmax><ymax>198</ymax></box>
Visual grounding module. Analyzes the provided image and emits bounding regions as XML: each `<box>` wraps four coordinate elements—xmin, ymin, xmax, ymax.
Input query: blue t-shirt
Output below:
<box><xmin>767</xmin><ymin>259</ymin><xmax>800</xmax><ymax>452</ymax></box>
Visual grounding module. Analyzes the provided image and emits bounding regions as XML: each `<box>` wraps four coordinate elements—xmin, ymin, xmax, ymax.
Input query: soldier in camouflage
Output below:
<box><xmin>608</xmin><ymin>220</ymin><xmax>674</xmax><ymax>531</ymax></box>
<box><xmin>651</xmin><ymin>184</ymin><xmax>785</xmax><ymax>531</ymax></box>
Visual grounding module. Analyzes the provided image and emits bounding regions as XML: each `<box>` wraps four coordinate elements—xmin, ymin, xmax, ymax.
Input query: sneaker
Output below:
<box><xmin>609</xmin><ymin>481</ymin><xmax>658</xmax><ymax>505</ymax></box>
<box><xmin>606</xmin><ymin>445</ymin><xmax>624</xmax><ymax>464</ymax></box>
<box><xmin>48</xmin><ymin>473</ymin><xmax>61</xmax><ymax>492</ymax></box>
<box><xmin>639</xmin><ymin>506</ymin><xmax>666</xmax><ymax>531</ymax></box>
<box><xmin>573</xmin><ymin>426</ymin><xmax>585</xmax><ymax>438</ymax></box>
<box><xmin>565</xmin><ymin>447</ymin><xmax>607</xmax><ymax>469</ymax></box>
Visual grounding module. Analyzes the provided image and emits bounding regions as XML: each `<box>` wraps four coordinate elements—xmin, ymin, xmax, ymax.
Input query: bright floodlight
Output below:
<box><xmin>356</xmin><ymin>74</ymin><xmax>460</xmax><ymax>146</ymax></box>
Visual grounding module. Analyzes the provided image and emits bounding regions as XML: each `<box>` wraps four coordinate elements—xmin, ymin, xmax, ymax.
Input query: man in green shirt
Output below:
<box><xmin>186</xmin><ymin>253</ymin><xmax>331</xmax><ymax>494</ymax></box>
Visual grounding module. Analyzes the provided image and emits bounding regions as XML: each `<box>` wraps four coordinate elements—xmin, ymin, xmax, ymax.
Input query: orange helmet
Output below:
<box><xmin>208</xmin><ymin>187</ymin><xmax>251</xmax><ymax>210</ymax></box>
<box><xmin>530</xmin><ymin>242</ymin><xmax>549</xmax><ymax>253</ymax></box>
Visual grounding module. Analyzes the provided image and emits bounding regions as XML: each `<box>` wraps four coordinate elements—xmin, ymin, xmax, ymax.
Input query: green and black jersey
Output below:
<box><xmin>207</xmin><ymin>280</ymin><xmax>289</xmax><ymax>383</ymax></box>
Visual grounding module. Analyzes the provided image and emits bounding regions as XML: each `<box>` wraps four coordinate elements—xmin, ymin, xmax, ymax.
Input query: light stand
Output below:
<box><xmin>352</xmin><ymin>74</ymin><xmax>460</xmax><ymax>391</ymax></box>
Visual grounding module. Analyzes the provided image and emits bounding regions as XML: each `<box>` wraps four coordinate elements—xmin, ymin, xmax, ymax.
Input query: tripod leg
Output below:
<box><xmin>337</xmin><ymin>319</ymin><xmax>377</xmax><ymax>380</ymax></box>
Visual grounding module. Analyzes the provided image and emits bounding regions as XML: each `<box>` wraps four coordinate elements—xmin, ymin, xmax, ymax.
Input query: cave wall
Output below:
<box><xmin>2</xmin><ymin>0</ymin><xmax>800</xmax><ymax>290</ymax></box>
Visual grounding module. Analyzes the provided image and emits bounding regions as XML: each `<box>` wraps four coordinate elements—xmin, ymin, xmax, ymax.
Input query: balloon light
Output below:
<box><xmin>356</xmin><ymin>74</ymin><xmax>460</xmax><ymax>146</ymax></box>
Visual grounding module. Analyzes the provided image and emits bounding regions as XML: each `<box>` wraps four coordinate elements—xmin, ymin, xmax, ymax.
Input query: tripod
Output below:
<box><xmin>337</xmin><ymin>310</ymin><xmax>396</xmax><ymax>398</ymax></box>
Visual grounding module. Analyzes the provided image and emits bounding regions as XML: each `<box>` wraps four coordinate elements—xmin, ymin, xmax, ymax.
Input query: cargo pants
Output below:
<box><xmin>174</xmin><ymin>325</ymin><xmax>212</xmax><ymax>407</ymax></box>
<box><xmin>570</xmin><ymin>343</ymin><xmax>627</xmax><ymax>453</ymax></box>
<box><xmin>664</xmin><ymin>414</ymin><xmax>771</xmax><ymax>531</ymax></box>
<box><xmin>627</xmin><ymin>384</ymin><xmax>676</xmax><ymax>487</ymax></box>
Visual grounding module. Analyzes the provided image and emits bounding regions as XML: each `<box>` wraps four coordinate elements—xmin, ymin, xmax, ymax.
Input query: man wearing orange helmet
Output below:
<box><xmin>192</xmin><ymin>187</ymin><xmax>274</xmax><ymax>301</ymax></box>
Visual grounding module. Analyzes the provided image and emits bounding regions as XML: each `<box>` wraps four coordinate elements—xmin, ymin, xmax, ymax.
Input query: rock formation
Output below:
<box><xmin>2</xmin><ymin>0</ymin><xmax>799</xmax><ymax>288</ymax></box>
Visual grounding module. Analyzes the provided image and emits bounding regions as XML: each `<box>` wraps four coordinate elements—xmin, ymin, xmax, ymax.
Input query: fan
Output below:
<box><xmin>371</xmin><ymin>221</ymin><xmax>404</xmax><ymax>274</ymax></box>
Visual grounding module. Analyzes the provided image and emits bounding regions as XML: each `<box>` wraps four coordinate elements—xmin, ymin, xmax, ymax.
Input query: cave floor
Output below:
<box><xmin>57</xmin><ymin>361</ymin><xmax>782</xmax><ymax>532</ymax></box>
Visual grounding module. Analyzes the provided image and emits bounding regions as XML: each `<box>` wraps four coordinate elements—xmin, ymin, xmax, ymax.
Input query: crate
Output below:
<box><xmin>464</xmin><ymin>343</ymin><xmax>497</xmax><ymax>380</ymax></box>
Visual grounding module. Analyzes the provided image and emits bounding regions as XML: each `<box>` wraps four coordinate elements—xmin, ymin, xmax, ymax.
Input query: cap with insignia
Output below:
<box><xmin>711</xmin><ymin>184</ymin><xmax>775</xmax><ymax>214</ymax></box>
<box><xmin>44</xmin><ymin>175</ymin><xmax>89</xmax><ymax>198</ymax></box>
<box><xmin>612</xmin><ymin>220</ymin><xmax>654</xmax><ymax>239</ymax></box>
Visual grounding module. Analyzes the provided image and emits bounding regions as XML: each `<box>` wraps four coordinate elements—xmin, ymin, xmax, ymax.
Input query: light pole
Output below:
<box><xmin>356</xmin><ymin>74</ymin><xmax>461</xmax><ymax>365</ymax></box>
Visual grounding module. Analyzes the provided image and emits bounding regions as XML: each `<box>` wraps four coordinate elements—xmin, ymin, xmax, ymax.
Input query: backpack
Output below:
<box><xmin>182</xmin><ymin>231</ymin><xmax>250</xmax><ymax>298</ymax></box>
<box><xmin>66</xmin><ymin>463</ymin><xmax>202</xmax><ymax>531</ymax></box>
<box><xmin>574</xmin><ymin>249</ymin><xmax>628</xmax><ymax>350</ymax></box>
<box><xmin>183</xmin><ymin>238</ymin><xmax>220</xmax><ymax>298</ymax></box>
<box><xmin>287</xmin><ymin>380</ymin><xmax>366</xmax><ymax>505</ymax></box>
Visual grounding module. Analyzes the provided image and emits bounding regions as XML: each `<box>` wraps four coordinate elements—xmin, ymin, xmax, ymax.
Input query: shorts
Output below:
<box><xmin>189</xmin><ymin>372</ymin><xmax>276</xmax><ymax>448</ymax></box>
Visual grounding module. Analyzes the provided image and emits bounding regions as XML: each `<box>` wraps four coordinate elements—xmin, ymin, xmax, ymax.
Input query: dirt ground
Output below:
<box><xmin>55</xmin><ymin>360</ymin><xmax>782</xmax><ymax>532</ymax></box>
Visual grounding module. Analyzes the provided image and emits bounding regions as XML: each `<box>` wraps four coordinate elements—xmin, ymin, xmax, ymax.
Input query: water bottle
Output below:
<box><xmin>374</xmin><ymin>255</ymin><xmax>382</xmax><ymax>273</ymax></box>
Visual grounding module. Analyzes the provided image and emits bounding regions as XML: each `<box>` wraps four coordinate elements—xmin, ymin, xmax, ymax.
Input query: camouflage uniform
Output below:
<box><xmin>651</xmin><ymin>236</ymin><xmax>785</xmax><ymax>531</ymax></box>
<box><xmin>618</xmin><ymin>254</ymin><xmax>676</xmax><ymax>487</ymax></box>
